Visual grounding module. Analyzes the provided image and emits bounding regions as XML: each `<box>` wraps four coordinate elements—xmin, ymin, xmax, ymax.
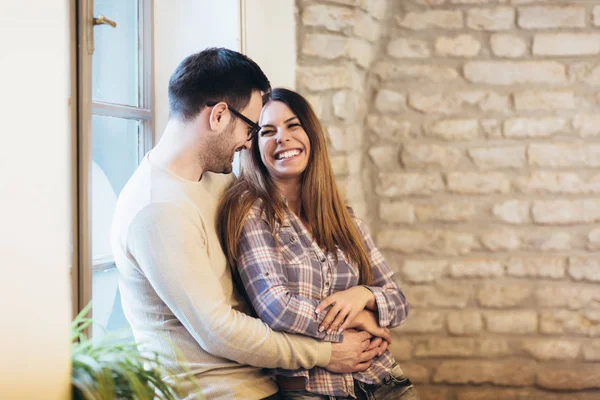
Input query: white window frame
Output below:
<box><xmin>76</xmin><ymin>0</ymin><xmax>154</xmax><ymax>320</ymax></box>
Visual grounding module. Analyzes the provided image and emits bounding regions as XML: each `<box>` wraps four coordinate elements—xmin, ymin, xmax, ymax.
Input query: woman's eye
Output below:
<box><xmin>288</xmin><ymin>123</ymin><xmax>300</xmax><ymax>129</ymax></box>
<box><xmin>260</xmin><ymin>130</ymin><xmax>274</xmax><ymax>136</ymax></box>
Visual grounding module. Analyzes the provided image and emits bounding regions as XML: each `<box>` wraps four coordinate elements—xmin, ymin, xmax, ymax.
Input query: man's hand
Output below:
<box><xmin>365</xmin><ymin>336</ymin><xmax>390</xmax><ymax>357</ymax></box>
<box><xmin>326</xmin><ymin>330</ymin><xmax>379</xmax><ymax>373</ymax></box>
<box><xmin>346</xmin><ymin>310</ymin><xmax>392</xmax><ymax>343</ymax></box>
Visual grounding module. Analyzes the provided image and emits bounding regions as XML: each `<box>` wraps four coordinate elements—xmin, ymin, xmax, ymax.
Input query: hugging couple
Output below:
<box><xmin>111</xmin><ymin>47</ymin><xmax>418</xmax><ymax>400</ymax></box>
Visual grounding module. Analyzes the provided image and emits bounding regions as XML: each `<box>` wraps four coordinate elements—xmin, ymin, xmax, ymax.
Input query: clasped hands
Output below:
<box><xmin>316</xmin><ymin>286</ymin><xmax>392</xmax><ymax>373</ymax></box>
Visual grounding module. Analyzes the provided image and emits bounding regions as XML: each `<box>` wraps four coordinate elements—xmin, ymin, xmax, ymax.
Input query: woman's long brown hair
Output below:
<box><xmin>217</xmin><ymin>88</ymin><xmax>372</xmax><ymax>285</ymax></box>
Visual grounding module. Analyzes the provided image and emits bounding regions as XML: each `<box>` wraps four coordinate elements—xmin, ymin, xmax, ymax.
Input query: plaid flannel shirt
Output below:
<box><xmin>236</xmin><ymin>201</ymin><xmax>409</xmax><ymax>398</ymax></box>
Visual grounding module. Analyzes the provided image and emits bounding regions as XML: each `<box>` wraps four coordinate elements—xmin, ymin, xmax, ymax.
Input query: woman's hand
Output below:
<box><xmin>316</xmin><ymin>286</ymin><xmax>375</xmax><ymax>334</ymax></box>
<box><xmin>349</xmin><ymin>309</ymin><xmax>391</xmax><ymax>343</ymax></box>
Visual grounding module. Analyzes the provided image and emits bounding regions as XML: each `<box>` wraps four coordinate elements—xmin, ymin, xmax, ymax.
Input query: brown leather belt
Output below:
<box><xmin>276</xmin><ymin>376</ymin><xmax>306</xmax><ymax>391</ymax></box>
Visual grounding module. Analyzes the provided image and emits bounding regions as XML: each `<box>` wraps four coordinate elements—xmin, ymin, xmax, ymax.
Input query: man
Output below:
<box><xmin>111</xmin><ymin>48</ymin><xmax>383</xmax><ymax>400</ymax></box>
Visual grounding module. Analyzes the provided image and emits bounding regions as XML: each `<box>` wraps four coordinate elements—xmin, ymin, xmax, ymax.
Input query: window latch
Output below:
<box><xmin>93</xmin><ymin>14</ymin><xmax>117</xmax><ymax>28</ymax></box>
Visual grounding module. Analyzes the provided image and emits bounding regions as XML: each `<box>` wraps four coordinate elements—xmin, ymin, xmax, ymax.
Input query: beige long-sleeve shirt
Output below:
<box><xmin>110</xmin><ymin>154</ymin><xmax>331</xmax><ymax>400</ymax></box>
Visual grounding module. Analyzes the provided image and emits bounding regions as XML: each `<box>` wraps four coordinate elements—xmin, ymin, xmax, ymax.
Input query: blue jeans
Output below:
<box><xmin>279</xmin><ymin>364</ymin><xmax>419</xmax><ymax>400</ymax></box>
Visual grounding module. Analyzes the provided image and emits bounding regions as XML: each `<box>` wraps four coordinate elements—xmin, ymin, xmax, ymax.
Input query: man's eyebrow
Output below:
<box><xmin>261</xmin><ymin>116</ymin><xmax>298</xmax><ymax>128</ymax></box>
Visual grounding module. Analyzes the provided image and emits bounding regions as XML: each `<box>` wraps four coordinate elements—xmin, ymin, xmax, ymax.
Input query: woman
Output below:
<box><xmin>218</xmin><ymin>88</ymin><xmax>417</xmax><ymax>399</ymax></box>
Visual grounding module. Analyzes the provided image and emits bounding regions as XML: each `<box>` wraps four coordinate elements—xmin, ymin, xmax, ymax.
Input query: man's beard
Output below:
<box><xmin>204</xmin><ymin>122</ymin><xmax>236</xmax><ymax>174</ymax></box>
<box><xmin>219</xmin><ymin>158</ymin><xmax>234</xmax><ymax>174</ymax></box>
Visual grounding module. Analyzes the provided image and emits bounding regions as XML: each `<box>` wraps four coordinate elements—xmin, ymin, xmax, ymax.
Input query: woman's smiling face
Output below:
<box><xmin>258</xmin><ymin>100</ymin><xmax>311</xmax><ymax>183</ymax></box>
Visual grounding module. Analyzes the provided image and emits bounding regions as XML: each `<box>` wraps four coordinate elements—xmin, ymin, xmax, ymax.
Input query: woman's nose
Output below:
<box><xmin>276</xmin><ymin>128</ymin><xmax>291</xmax><ymax>143</ymax></box>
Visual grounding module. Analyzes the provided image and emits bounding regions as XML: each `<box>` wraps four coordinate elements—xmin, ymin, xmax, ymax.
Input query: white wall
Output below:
<box><xmin>153</xmin><ymin>0</ymin><xmax>242</xmax><ymax>139</ymax></box>
<box><xmin>244</xmin><ymin>0</ymin><xmax>297</xmax><ymax>90</ymax></box>
<box><xmin>0</xmin><ymin>1</ymin><xmax>72</xmax><ymax>399</ymax></box>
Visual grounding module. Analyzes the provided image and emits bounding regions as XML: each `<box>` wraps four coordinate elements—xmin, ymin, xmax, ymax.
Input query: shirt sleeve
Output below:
<box><xmin>126</xmin><ymin>203</ymin><xmax>332</xmax><ymax>369</ymax></box>
<box><xmin>236</xmin><ymin>213</ymin><xmax>343</xmax><ymax>343</ymax></box>
<box><xmin>353</xmin><ymin>216</ymin><xmax>409</xmax><ymax>328</ymax></box>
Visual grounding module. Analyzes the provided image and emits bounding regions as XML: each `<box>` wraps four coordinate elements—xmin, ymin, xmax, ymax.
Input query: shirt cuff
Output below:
<box><xmin>314</xmin><ymin>341</ymin><xmax>332</xmax><ymax>368</ymax></box>
<box><xmin>323</xmin><ymin>331</ymin><xmax>344</xmax><ymax>343</ymax></box>
<box><xmin>364</xmin><ymin>286</ymin><xmax>392</xmax><ymax>327</ymax></box>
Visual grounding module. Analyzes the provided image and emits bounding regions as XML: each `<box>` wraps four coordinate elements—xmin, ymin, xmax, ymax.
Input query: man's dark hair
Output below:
<box><xmin>168</xmin><ymin>47</ymin><xmax>271</xmax><ymax>121</ymax></box>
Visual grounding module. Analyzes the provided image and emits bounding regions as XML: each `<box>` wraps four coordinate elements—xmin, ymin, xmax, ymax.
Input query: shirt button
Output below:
<box><xmin>325</xmin><ymin>282</ymin><xmax>330</xmax><ymax>287</ymax></box>
<box><xmin>320</xmin><ymin>257</ymin><xmax>327</xmax><ymax>263</ymax></box>
<box><xmin>290</xmin><ymin>236</ymin><xmax>297</xmax><ymax>242</ymax></box>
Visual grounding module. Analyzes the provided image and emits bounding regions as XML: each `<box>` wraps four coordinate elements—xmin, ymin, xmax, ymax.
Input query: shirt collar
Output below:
<box><xmin>257</xmin><ymin>198</ymin><xmax>293</xmax><ymax>228</ymax></box>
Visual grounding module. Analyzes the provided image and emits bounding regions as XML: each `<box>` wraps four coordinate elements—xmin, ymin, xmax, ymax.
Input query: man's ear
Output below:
<box><xmin>208</xmin><ymin>102</ymin><xmax>229</xmax><ymax>132</ymax></box>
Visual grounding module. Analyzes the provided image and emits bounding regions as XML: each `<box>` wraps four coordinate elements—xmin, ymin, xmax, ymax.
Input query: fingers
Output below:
<box><xmin>340</xmin><ymin>308</ymin><xmax>361</xmax><ymax>331</ymax></box>
<box><xmin>355</xmin><ymin>330</ymin><xmax>373</xmax><ymax>342</ymax></box>
<box><xmin>330</xmin><ymin>306</ymin><xmax>351</xmax><ymax>333</ymax></box>
<box><xmin>361</xmin><ymin>325</ymin><xmax>390</xmax><ymax>343</ymax></box>
<box><xmin>315</xmin><ymin>296</ymin><xmax>336</xmax><ymax>314</ymax></box>
<box><xmin>366</xmin><ymin>337</ymin><xmax>383</xmax><ymax>351</ymax></box>
<box><xmin>377</xmin><ymin>340</ymin><xmax>389</xmax><ymax>356</ymax></box>
<box><xmin>379</xmin><ymin>328</ymin><xmax>392</xmax><ymax>344</ymax></box>
<box><xmin>359</xmin><ymin>347</ymin><xmax>379</xmax><ymax>363</ymax></box>
<box><xmin>361</xmin><ymin>338</ymin><xmax>371</xmax><ymax>351</ymax></box>
<box><xmin>352</xmin><ymin>360</ymin><xmax>374</xmax><ymax>372</ymax></box>
<box><xmin>319</xmin><ymin>304</ymin><xmax>342</xmax><ymax>332</ymax></box>
<box><xmin>365</xmin><ymin>326</ymin><xmax>392</xmax><ymax>343</ymax></box>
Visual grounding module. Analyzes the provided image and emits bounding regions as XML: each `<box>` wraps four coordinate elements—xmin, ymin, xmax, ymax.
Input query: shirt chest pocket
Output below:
<box><xmin>276</xmin><ymin>230</ymin><xmax>319</xmax><ymax>298</ymax></box>
<box><xmin>277</xmin><ymin>230</ymin><xmax>309</xmax><ymax>265</ymax></box>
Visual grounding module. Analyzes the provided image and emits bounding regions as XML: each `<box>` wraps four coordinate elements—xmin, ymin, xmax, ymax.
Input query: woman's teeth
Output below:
<box><xmin>277</xmin><ymin>150</ymin><xmax>300</xmax><ymax>160</ymax></box>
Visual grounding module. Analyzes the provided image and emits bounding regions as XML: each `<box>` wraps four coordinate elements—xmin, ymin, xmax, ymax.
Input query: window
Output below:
<box><xmin>77</xmin><ymin>0</ymin><xmax>153</xmax><ymax>339</ymax></box>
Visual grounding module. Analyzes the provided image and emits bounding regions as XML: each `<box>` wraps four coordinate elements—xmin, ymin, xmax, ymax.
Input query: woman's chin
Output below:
<box><xmin>272</xmin><ymin>169</ymin><xmax>304</xmax><ymax>181</ymax></box>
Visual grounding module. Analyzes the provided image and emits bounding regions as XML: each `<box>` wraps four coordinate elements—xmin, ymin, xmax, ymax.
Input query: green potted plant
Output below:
<box><xmin>71</xmin><ymin>304</ymin><xmax>201</xmax><ymax>400</ymax></box>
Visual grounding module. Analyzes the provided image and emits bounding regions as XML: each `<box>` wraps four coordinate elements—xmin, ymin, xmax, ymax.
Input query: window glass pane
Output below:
<box><xmin>91</xmin><ymin>115</ymin><xmax>141</xmax><ymax>339</ymax></box>
<box><xmin>91</xmin><ymin>115</ymin><xmax>139</xmax><ymax>262</ymax></box>
<box><xmin>92</xmin><ymin>0</ymin><xmax>139</xmax><ymax>106</ymax></box>
<box><xmin>92</xmin><ymin>267</ymin><xmax>132</xmax><ymax>340</ymax></box>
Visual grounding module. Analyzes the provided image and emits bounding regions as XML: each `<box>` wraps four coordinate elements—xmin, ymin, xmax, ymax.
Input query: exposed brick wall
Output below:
<box><xmin>296</xmin><ymin>0</ymin><xmax>600</xmax><ymax>398</ymax></box>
